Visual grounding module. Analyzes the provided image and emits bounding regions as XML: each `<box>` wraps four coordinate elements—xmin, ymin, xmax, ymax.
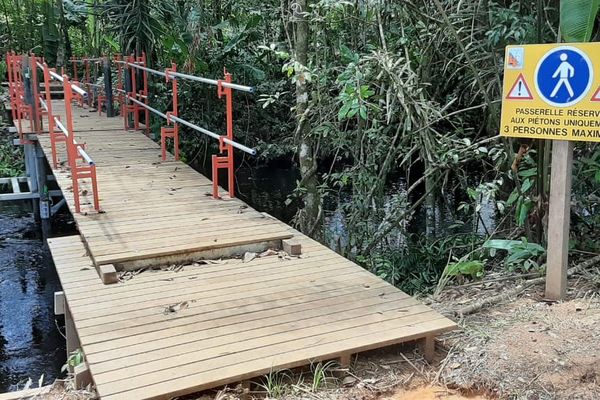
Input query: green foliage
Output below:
<box><xmin>0</xmin><ymin>141</ymin><xmax>24</xmax><ymax>177</ymax></box>
<box><xmin>365</xmin><ymin>234</ymin><xmax>479</xmax><ymax>294</ymax></box>
<box><xmin>571</xmin><ymin>145</ymin><xmax>600</xmax><ymax>253</ymax></box>
<box><xmin>483</xmin><ymin>238</ymin><xmax>546</xmax><ymax>272</ymax></box>
<box><xmin>310</xmin><ymin>360</ymin><xmax>337</xmax><ymax>392</ymax></box>
<box><xmin>41</xmin><ymin>0</ymin><xmax>60</xmax><ymax>65</ymax></box>
<box><xmin>445</xmin><ymin>260</ymin><xmax>485</xmax><ymax>279</ymax></box>
<box><xmin>257</xmin><ymin>369</ymin><xmax>290</xmax><ymax>398</ymax></box>
<box><xmin>560</xmin><ymin>0</ymin><xmax>600</xmax><ymax>42</ymax></box>
<box><xmin>486</xmin><ymin>2</ymin><xmax>537</xmax><ymax>46</ymax></box>
<box><xmin>61</xmin><ymin>349</ymin><xmax>84</xmax><ymax>373</ymax></box>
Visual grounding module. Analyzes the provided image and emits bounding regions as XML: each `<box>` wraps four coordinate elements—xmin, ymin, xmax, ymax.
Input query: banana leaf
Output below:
<box><xmin>560</xmin><ymin>0</ymin><xmax>600</xmax><ymax>42</ymax></box>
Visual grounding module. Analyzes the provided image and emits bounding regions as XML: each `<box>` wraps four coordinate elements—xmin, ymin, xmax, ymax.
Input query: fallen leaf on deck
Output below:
<box><xmin>243</xmin><ymin>252</ymin><xmax>257</xmax><ymax>263</ymax></box>
<box><xmin>164</xmin><ymin>301</ymin><xmax>189</xmax><ymax>315</ymax></box>
<box><xmin>193</xmin><ymin>259</ymin><xmax>226</xmax><ymax>266</ymax></box>
<box><xmin>259</xmin><ymin>249</ymin><xmax>278</xmax><ymax>257</ymax></box>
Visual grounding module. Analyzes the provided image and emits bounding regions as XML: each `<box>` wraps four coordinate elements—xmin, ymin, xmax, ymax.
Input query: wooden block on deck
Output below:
<box><xmin>283</xmin><ymin>238</ymin><xmax>302</xmax><ymax>256</ymax></box>
<box><xmin>99</xmin><ymin>264</ymin><xmax>118</xmax><ymax>284</ymax></box>
<box><xmin>54</xmin><ymin>291</ymin><xmax>65</xmax><ymax>315</ymax></box>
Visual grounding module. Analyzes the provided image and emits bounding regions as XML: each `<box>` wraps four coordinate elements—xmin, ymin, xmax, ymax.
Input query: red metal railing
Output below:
<box><xmin>6</xmin><ymin>52</ymin><xmax>102</xmax><ymax>214</ymax></box>
<box><xmin>117</xmin><ymin>56</ymin><xmax>255</xmax><ymax>199</ymax></box>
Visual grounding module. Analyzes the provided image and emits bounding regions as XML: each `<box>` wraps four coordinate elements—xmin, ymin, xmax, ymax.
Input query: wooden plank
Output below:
<box><xmin>99</xmin><ymin>316</ymin><xmax>454</xmax><ymax>399</ymax></box>
<box><xmin>72</xmin><ymin>264</ymin><xmax>369</xmax><ymax>328</ymax></box>
<box><xmin>89</xmin><ymin>293</ymin><xmax>417</xmax><ymax>374</ymax></box>
<box><xmin>85</xmin><ymin>285</ymin><xmax>400</xmax><ymax>363</ymax></box>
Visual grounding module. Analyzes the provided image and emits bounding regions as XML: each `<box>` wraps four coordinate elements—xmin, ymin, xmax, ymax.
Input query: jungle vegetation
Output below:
<box><xmin>1</xmin><ymin>0</ymin><xmax>599</xmax><ymax>294</ymax></box>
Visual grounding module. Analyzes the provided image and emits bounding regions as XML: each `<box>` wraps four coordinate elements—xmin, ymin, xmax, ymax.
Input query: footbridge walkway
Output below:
<box><xmin>4</xmin><ymin>52</ymin><xmax>456</xmax><ymax>400</ymax></box>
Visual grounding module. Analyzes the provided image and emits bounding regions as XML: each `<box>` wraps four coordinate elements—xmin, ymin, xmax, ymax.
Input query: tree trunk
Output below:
<box><xmin>294</xmin><ymin>0</ymin><xmax>321</xmax><ymax>237</ymax></box>
<box><xmin>56</xmin><ymin>0</ymin><xmax>66</xmax><ymax>68</ymax></box>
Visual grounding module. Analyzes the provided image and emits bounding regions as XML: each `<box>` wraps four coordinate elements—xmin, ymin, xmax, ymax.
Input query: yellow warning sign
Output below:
<box><xmin>500</xmin><ymin>43</ymin><xmax>600</xmax><ymax>143</ymax></box>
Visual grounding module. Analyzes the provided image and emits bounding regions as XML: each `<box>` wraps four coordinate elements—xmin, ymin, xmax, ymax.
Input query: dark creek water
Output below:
<box><xmin>0</xmin><ymin>202</ymin><xmax>65</xmax><ymax>392</ymax></box>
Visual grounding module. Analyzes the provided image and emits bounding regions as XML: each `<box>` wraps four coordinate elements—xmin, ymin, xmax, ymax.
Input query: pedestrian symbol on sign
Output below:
<box><xmin>535</xmin><ymin>46</ymin><xmax>593</xmax><ymax>107</ymax></box>
<box><xmin>550</xmin><ymin>54</ymin><xmax>575</xmax><ymax>98</ymax></box>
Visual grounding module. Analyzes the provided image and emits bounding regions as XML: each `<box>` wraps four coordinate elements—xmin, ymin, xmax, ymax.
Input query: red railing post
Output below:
<box><xmin>6</xmin><ymin>53</ymin><xmax>17</xmax><ymax>122</ymax></box>
<box><xmin>60</xmin><ymin>72</ymin><xmax>101</xmax><ymax>213</ymax></box>
<box><xmin>140</xmin><ymin>52</ymin><xmax>150</xmax><ymax>136</ymax></box>
<box><xmin>62</xmin><ymin>74</ymin><xmax>81</xmax><ymax>212</ymax></box>
<box><xmin>41</xmin><ymin>63</ymin><xmax>61</xmax><ymax>168</ymax></box>
<box><xmin>212</xmin><ymin>69</ymin><xmax>235</xmax><ymax>199</ymax></box>
<box><xmin>163</xmin><ymin>63</ymin><xmax>180</xmax><ymax>161</ymax></box>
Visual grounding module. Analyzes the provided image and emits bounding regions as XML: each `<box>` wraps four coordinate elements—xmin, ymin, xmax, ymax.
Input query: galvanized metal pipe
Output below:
<box><xmin>39</xmin><ymin>97</ymin><xmax>48</xmax><ymax>111</ymax></box>
<box><xmin>54</xmin><ymin>117</ymin><xmax>95</xmax><ymax>165</ymax></box>
<box><xmin>40</xmin><ymin>64</ymin><xmax>88</xmax><ymax>97</ymax></box>
<box><xmin>169</xmin><ymin>115</ymin><xmax>257</xmax><ymax>155</ymax></box>
<box><xmin>127</xmin><ymin>96</ymin><xmax>168</xmax><ymax>120</ymax></box>
<box><xmin>123</xmin><ymin>61</ymin><xmax>166</xmax><ymax>78</ymax></box>
<box><xmin>166</xmin><ymin>70</ymin><xmax>255</xmax><ymax>93</ymax></box>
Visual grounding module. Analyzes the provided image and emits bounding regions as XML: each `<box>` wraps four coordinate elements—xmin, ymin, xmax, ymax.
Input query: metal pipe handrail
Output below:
<box><xmin>126</xmin><ymin>96</ymin><xmax>168</xmax><ymax>120</ymax></box>
<box><xmin>166</xmin><ymin>70</ymin><xmax>254</xmax><ymax>93</ymax></box>
<box><xmin>121</xmin><ymin>61</ymin><xmax>167</xmax><ymax>78</ymax></box>
<box><xmin>169</xmin><ymin>114</ymin><xmax>256</xmax><ymax>155</ymax></box>
<box><xmin>71</xmin><ymin>57</ymin><xmax>104</xmax><ymax>63</ymax></box>
<box><xmin>53</xmin><ymin>117</ymin><xmax>94</xmax><ymax>165</ymax></box>
<box><xmin>35</xmin><ymin>62</ymin><xmax>95</xmax><ymax>166</ymax></box>
<box><xmin>114</xmin><ymin>60</ymin><xmax>254</xmax><ymax>93</ymax></box>
<box><xmin>38</xmin><ymin>62</ymin><xmax>88</xmax><ymax>97</ymax></box>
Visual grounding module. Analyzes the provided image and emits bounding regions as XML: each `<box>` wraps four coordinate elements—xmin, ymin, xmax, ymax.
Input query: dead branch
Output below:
<box><xmin>456</xmin><ymin>255</ymin><xmax>600</xmax><ymax>316</ymax></box>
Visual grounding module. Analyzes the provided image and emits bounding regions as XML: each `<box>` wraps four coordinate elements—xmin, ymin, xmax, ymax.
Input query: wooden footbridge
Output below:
<box><xmin>4</xmin><ymin>53</ymin><xmax>456</xmax><ymax>400</ymax></box>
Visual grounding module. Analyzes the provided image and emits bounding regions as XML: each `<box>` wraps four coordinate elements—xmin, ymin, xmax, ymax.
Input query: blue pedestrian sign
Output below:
<box><xmin>535</xmin><ymin>46</ymin><xmax>594</xmax><ymax>107</ymax></box>
<box><xmin>501</xmin><ymin>43</ymin><xmax>600</xmax><ymax>143</ymax></box>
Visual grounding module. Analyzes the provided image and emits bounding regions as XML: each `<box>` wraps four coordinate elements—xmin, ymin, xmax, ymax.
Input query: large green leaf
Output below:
<box><xmin>560</xmin><ymin>0</ymin><xmax>600</xmax><ymax>42</ymax></box>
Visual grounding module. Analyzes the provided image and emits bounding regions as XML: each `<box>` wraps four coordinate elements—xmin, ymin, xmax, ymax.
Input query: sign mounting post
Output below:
<box><xmin>500</xmin><ymin>43</ymin><xmax>600</xmax><ymax>300</ymax></box>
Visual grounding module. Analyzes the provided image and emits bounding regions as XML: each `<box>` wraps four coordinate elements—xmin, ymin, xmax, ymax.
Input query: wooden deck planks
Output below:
<box><xmin>33</xmin><ymin>98</ymin><xmax>457</xmax><ymax>400</ymax></box>
<box><xmin>48</xmin><ymin>234</ymin><xmax>456</xmax><ymax>400</ymax></box>
<box><xmin>37</xmin><ymin>100</ymin><xmax>292</xmax><ymax>269</ymax></box>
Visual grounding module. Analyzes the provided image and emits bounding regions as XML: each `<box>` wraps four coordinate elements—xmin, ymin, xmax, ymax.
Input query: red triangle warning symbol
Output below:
<box><xmin>506</xmin><ymin>74</ymin><xmax>533</xmax><ymax>100</ymax></box>
<box><xmin>591</xmin><ymin>86</ymin><xmax>600</xmax><ymax>102</ymax></box>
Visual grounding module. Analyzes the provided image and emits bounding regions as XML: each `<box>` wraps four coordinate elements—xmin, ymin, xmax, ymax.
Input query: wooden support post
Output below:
<box><xmin>421</xmin><ymin>336</ymin><xmax>435</xmax><ymax>362</ymax></box>
<box><xmin>54</xmin><ymin>291</ymin><xmax>65</xmax><ymax>315</ymax></box>
<box><xmin>545</xmin><ymin>140</ymin><xmax>573</xmax><ymax>300</ymax></box>
<box><xmin>338</xmin><ymin>353</ymin><xmax>352</xmax><ymax>368</ymax></box>
<box><xmin>22</xmin><ymin>56</ymin><xmax>39</xmax><ymax>132</ymax></box>
<box><xmin>23</xmin><ymin>142</ymin><xmax>40</xmax><ymax>222</ymax></box>
<box><xmin>65</xmin><ymin>305</ymin><xmax>80</xmax><ymax>358</ymax></box>
<box><xmin>36</xmin><ymin>144</ymin><xmax>51</xmax><ymax>241</ymax></box>
<box><xmin>103</xmin><ymin>58</ymin><xmax>114</xmax><ymax>117</ymax></box>
<box><xmin>74</xmin><ymin>363</ymin><xmax>92</xmax><ymax>389</ymax></box>
<box><xmin>124</xmin><ymin>66</ymin><xmax>132</xmax><ymax>128</ymax></box>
